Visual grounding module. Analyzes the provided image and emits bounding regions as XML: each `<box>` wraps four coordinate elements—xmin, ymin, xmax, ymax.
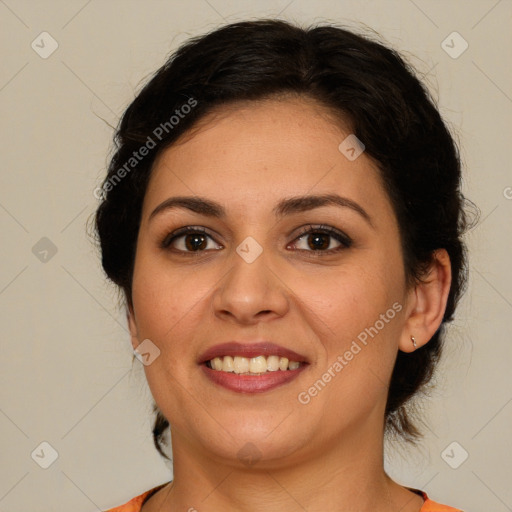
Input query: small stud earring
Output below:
<box><xmin>411</xmin><ymin>336</ymin><xmax>417</xmax><ymax>348</ymax></box>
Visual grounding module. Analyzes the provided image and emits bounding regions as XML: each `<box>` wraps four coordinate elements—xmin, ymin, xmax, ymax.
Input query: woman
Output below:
<box><xmin>95</xmin><ymin>18</ymin><xmax>470</xmax><ymax>512</ymax></box>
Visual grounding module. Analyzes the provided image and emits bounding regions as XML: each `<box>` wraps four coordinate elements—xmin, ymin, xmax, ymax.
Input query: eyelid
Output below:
<box><xmin>293</xmin><ymin>224</ymin><xmax>352</xmax><ymax>248</ymax></box>
<box><xmin>160</xmin><ymin>224</ymin><xmax>353</xmax><ymax>253</ymax></box>
<box><xmin>159</xmin><ymin>226</ymin><xmax>220</xmax><ymax>249</ymax></box>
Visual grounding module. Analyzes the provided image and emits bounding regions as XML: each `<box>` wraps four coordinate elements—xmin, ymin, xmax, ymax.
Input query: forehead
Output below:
<box><xmin>143</xmin><ymin>96</ymin><xmax>390</xmax><ymax>223</ymax></box>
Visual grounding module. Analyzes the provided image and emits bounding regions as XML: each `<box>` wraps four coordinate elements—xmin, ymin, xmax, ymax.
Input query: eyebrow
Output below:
<box><xmin>149</xmin><ymin>193</ymin><xmax>373</xmax><ymax>227</ymax></box>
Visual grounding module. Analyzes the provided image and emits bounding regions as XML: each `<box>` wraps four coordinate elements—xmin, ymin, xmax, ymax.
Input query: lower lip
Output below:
<box><xmin>200</xmin><ymin>364</ymin><xmax>307</xmax><ymax>393</ymax></box>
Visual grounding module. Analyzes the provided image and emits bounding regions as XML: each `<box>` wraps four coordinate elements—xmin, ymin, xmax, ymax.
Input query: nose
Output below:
<box><xmin>212</xmin><ymin>246</ymin><xmax>290</xmax><ymax>325</ymax></box>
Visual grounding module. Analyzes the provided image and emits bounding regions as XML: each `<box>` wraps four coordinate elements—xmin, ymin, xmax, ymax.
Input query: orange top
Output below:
<box><xmin>104</xmin><ymin>483</ymin><xmax>464</xmax><ymax>511</ymax></box>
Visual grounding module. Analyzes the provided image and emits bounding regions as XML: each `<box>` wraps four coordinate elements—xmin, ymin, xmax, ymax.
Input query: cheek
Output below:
<box><xmin>305</xmin><ymin>258</ymin><xmax>405</xmax><ymax>391</ymax></box>
<box><xmin>304</xmin><ymin>270</ymin><xmax>403</xmax><ymax>416</ymax></box>
<box><xmin>130</xmin><ymin>252</ymin><xmax>207</xmax><ymax>354</ymax></box>
<box><xmin>131</xmin><ymin>255</ymin><xmax>206</xmax><ymax>412</ymax></box>
<box><xmin>306</xmin><ymin>262</ymin><xmax>402</xmax><ymax>335</ymax></box>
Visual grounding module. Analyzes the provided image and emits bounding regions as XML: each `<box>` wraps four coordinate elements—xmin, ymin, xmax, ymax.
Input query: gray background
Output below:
<box><xmin>0</xmin><ymin>0</ymin><xmax>511</xmax><ymax>510</ymax></box>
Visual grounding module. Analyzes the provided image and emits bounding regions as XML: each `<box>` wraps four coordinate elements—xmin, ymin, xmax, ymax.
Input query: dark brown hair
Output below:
<box><xmin>94</xmin><ymin>19</ymin><xmax>474</xmax><ymax>460</ymax></box>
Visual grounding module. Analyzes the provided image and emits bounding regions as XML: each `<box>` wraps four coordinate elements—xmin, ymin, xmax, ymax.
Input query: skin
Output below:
<box><xmin>127</xmin><ymin>95</ymin><xmax>452</xmax><ymax>512</ymax></box>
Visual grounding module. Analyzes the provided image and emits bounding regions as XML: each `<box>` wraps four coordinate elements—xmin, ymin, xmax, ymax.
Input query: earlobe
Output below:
<box><xmin>126</xmin><ymin>303</ymin><xmax>140</xmax><ymax>351</ymax></box>
<box><xmin>399</xmin><ymin>249</ymin><xmax>452</xmax><ymax>353</ymax></box>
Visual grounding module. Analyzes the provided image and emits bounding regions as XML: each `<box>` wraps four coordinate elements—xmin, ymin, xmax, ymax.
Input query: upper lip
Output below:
<box><xmin>198</xmin><ymin>342</ymin><xmax>309</xmax><ymax>364</ymax></box>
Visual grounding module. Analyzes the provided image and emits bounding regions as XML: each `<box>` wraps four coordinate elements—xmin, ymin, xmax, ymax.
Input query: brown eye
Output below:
<box><xmin>182</xmin><ymin>233</ymin><xmax>208</xmax><ymax>251</ymax></box>
<box><xmin>290</xmin><ymin>225</ymin><xmax>352</xmax><ymax>254</ymax></box>
<box><xmin>160</xmin><ymin>227</ymin><xmax>222</xmax><ymax>252</ymax></box>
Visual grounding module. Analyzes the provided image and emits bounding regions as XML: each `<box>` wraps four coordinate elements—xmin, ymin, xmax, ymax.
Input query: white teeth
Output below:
<box><xmin>233</xmin><ymin>356</ymin><xmax>249</xmax><ymax>374</ymax></box>
<box><xmin>267</xmin><ymin>355</ymin><xmax>280</xmax><ymax>371</ymax></box>
<box><xmin>212</xmin><ymin>357</ymin><xmax>223</xmax><ymax>371</ymax></box>
<box><xmin>208</xmin><ymin>355</ymin><xmax>302</xmax><ymax>373</ymax></box>
<box><xmin>249</xmin><ymin>356</ymin><xmax>267</xmax><ymax>373</ymax></box>
<box><xmin>222</xmin><ymin>355</ymin><xmax>234</xmax><ymax>372</ymax></box>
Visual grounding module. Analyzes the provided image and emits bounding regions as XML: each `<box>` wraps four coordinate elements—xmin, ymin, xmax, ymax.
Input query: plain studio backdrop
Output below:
<box><xmin>0</xmin><ymin>1</ymin><xmax>510</xmax><ymax>511</ymax></box>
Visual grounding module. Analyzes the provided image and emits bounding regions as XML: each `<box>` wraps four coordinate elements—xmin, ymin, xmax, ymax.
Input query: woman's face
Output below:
<box><xmin>128</xmin><ymin>96</ymin><xmax>414</xmax><ymax>467</ymax></box>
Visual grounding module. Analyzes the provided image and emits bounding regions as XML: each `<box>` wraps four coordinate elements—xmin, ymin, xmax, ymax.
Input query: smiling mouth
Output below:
<box><xmin>205</xmin><ymin>355</ymin><xmax>303</xmax><ymax>375</ymax></box>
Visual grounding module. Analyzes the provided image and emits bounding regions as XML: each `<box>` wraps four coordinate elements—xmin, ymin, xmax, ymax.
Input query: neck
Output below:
<box><xmin>154</xmin><ymin>417</ymin><xmax>419</xmax><ymax>512</ymax></box>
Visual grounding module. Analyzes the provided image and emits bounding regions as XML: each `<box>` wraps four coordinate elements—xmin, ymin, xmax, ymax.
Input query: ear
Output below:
<box><xmin>126</xmin><ymin>302</ymin><xmax>141</xmax><ymax>352</ymax></box>
<box><xmin>398</xmin><ymin>249</ymin><xmax>452</xmax><ymax>353</ymax></box>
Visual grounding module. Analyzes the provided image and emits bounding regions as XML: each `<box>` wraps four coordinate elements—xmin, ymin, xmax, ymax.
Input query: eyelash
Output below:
<box><xmin>160</xmin><ymin>224</ymin><xmax>353</xmax><ymax>256</ymax></box>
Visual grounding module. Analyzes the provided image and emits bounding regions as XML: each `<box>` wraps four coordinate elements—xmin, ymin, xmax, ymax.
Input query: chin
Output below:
<box><xmin>193</xmin><ymin>419</ymin><xmax>311</xmax><ymax>469</ymax></box>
